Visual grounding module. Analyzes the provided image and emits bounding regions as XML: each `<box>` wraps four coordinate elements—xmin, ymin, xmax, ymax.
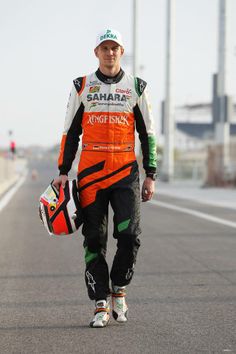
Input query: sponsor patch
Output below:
<box><xmin>87</xmin><ymin>114</ymin><xmax>129</xmax><ymax>126</ymax></box>
<box><xmin>87</xmin><ymin>93</ymin><xmax>127</xmax><ymax>102</ymax></box>
<box><xmin>115</xmin><ymin>88</ymin><xmax>132</xmax><ymax>96</ymax></box>
<box><xmin>89</xmin><ymin>86</ymin><xmax>100</xmax><ymax>93</ymax></box>
<box><xmin>100</xmin><ymin>29</ymin><xmax>118</xmax><ymax>42</ymax></box>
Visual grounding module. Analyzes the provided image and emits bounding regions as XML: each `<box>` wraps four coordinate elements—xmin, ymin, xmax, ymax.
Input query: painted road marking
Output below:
<box><xmin>151</xmin><ymin>199</ymin><xmax>236</xmax><ymax>229</ymax></box>
<box><xmin>0</xmin><ymin>172</ymin><xmax>27</xmax><ymax>213</ymax></box>
<box><xmin>157</xmin><ymin>190</ymin><xmax>236</xmax><ymax>210</ymax></box>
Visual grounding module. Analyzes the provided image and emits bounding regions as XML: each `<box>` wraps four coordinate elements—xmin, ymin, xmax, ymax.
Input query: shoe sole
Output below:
<box><xmin>112</xmin><ymin>310</ymin><xmax>128</xmax><ymax>322</ymax></box>
<box><xmin>89</xmin><ymin>323</ymin><xmax>109</xmax><ymax>328</ymax></box>
<box><xmin>89</xmin><ymin>318</ymin><xmax>110</xmax><ymax>328</ymax></box>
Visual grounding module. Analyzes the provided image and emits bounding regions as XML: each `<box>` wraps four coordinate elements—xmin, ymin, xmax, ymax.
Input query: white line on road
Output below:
<box><xmin>157</xmin><ymin>190</ymin><xmax>236</xmax><ymax>210</ymax></box>
<box><xmin>150</xmin><ymin>199</ymin><xmax>236</xmax><ymax>229</ymax></box>
<box><xmin>0</xmin><ymin>172</ymin><xmax>28</xmax><ymax>213</ymax></box>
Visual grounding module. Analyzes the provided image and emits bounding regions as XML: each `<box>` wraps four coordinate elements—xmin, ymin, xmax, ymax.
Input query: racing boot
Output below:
<box><xmin>112</xmin><ymin>285</ymin><xmax>128</xmax><ymax>323</ymax></box>
<box><xmin>89</xmin><ymin>300</ymin><xmax>110</xmax><ymax>328</ymax></box>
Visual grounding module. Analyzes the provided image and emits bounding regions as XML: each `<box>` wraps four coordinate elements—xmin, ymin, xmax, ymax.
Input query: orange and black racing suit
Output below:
<box><xmin>58</xmin><ymin>68</ymin><xmax>157</xmax><ymax>300</ymax></box>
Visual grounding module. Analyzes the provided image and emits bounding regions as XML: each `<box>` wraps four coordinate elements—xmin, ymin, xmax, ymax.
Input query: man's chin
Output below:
<box><xmin>104</xmin><ymin>63</ymin><xmax>115</xmax><ymax>69</ymax></box>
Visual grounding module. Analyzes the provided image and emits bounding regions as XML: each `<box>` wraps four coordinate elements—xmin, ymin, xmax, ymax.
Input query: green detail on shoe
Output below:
<box><xmin>148</xmin><ymin>135</ymin><xmax>157</xmax><ymax>168</ymax></box>
<box><xmin>118</xmin><ymin>219</ymin><xmax>130</xmax><ymax>232</ymax></box>
<box><xmin>116</xmin><ymin>299</ymin><xmax>123</xmax><ymax>310</ymax></box>
<box><xmin>84</xmin><ymin>247</ymin><xmax>98</xmax><ymax>264</ymax></box>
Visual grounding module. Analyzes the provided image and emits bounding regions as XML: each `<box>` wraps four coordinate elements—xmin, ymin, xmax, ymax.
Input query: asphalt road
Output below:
<box><xmin>0</xmin><ymin>157</ymin><xmax>236</xmax><ymax>354</ymax></box>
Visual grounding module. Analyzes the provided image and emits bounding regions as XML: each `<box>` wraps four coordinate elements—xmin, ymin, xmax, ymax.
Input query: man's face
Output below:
<box><xmin>94</xmin><ymin>40</ymin><xmax>124</xmax><ymax>69</ymax></box>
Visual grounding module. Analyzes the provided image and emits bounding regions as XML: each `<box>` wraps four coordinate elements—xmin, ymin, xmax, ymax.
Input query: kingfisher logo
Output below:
<box><xmin>88</xmin><ymin>114</ymin><xmax>129</xmax><ymax>126</ymax></box>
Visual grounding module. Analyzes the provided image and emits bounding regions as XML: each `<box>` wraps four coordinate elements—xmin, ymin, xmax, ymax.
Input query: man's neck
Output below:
<box><xmin>99</xmin><ymin>65</ymin><xmax>121</xmax><ymax>77</ymax></box>
<box><xmin>96</xmin><ymin>67</ymin><xmax>124</xmax><ymax>84</ymax></box>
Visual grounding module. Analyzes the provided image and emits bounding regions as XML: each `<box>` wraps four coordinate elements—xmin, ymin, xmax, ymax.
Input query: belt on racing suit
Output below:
<box><xmin>82</xmin><ymin>142</ymin><xmax>134</xmax><ymax>152</ymax></box>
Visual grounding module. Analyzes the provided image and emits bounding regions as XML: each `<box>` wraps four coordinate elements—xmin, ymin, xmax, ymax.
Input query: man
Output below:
<box><xmin>53</xmin><ymin>28</ymin><xmax>157</xmax><ymax>328</ymax></box>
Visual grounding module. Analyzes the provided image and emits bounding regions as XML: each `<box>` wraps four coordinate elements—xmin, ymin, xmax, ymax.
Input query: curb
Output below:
<box><xmin>0</xmin><ymin>175</ymin><xmax>19</xmax><ymax>199</ymax></box>
<box><xmin>0</xmin><ymin>158</ymin><xmax>28</xmax><ymax>200</ymax></box>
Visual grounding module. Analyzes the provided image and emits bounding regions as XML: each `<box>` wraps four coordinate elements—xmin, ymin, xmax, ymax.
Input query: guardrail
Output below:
<box><xmin>0</xmin><ymin>157</ymin><xmax>27</xmax><ymax>196</ymax></box>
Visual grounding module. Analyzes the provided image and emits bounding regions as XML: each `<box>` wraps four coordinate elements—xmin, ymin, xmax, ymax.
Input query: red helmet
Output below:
<box><xmin>39</xmin><ymin>180</ymin><xmax>83</xmax><ymax>236</ymax></box>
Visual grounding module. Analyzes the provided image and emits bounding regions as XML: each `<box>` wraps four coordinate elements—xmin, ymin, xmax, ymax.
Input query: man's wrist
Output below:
<box><xmin>59</xmin><ymin>169</ymin><xmax>68</xmax><ymax>176</ymax></box>
<box><xmin>146</xmin><ymin>173</ymin><xmax>157</xmax><ymax>181</ymax></box>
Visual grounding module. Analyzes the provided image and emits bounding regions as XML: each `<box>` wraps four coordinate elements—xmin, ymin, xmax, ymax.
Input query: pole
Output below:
<box><xmin>215</xmin><ymin>0</ymin><xmax>230</xmax><ymax>176</ymax></box>
<box><xmin>218</xmin><ymin>0</ymin><xmax>228</xmax><ymax>117</ymax></box>
<box><xmin>133</xmin><ymin>0</ymin><xmax>138</xmax><ymax>76</ymax></box>
<box><xmin>162</xmin><ymin>0</ymin><xmax>175</xmax><ymax>181</ymax></box>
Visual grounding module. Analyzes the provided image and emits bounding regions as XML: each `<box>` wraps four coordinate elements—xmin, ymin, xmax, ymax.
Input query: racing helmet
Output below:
<box><xmin>39</xmin><ymin>180</ymin><xmax>83</xmax><ymax>236</ymax></box>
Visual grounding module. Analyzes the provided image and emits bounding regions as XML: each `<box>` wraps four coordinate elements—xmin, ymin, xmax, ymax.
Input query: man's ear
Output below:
<box><xmin>94</xmin><ymin>47</ymin><xmax>98</xmax><ymax>58</ymax></box>
<box><xmin>120</xmin><ymin>47</ymin><xmax>124</xmax><ymax>56</ymax></box>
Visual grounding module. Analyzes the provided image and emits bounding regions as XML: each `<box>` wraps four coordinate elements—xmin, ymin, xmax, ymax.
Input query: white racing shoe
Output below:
<box><xmin>112</xmin><ymin>285</ymin><xmax>128</xmax><ymax>323</ymax></box>
<box><xmin>89</xmin><ymin>300</ymin><xmax>110</xmax><ymax>328</ymax></box>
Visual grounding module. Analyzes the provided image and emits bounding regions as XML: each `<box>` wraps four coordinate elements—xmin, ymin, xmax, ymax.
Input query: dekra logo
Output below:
<box><xmin>100</xmin><ymin>29</ymin><xmax>117</xmax><ymax>41</ymax></box>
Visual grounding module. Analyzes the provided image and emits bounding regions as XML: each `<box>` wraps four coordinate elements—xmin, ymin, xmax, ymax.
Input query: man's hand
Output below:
<box><xmin>52</xmin><ymin>175</ymin><xmax>68</xmax><ymax>190</ymax></box>
<box><xmin>141</xmin><ymin>177</ymin><xmax>155</xmax><ymax>202</ymax></box>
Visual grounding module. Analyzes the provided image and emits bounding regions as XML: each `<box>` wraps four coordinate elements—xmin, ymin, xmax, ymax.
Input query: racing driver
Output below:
<box><xmin>53</xmin><ymin>28</ymin><xmax>157</xmax><ymax>328</ymax></box>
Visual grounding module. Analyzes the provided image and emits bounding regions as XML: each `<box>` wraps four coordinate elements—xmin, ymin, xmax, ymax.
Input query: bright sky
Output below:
<box><xmin>0</xmin><ymin>0</ymin><xmax>235</xmax><ymax>147</ymax></box>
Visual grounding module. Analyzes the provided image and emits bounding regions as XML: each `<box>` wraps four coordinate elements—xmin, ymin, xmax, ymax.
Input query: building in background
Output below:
<box><xmin>160</xmin><ymin>101</ymin><xmax>236</xmax><ymax>183</ymax></box>
<box><xmin>173</xmin><ymin>102</ymin><xmax>236</xmax><ymax>150</ymax></box>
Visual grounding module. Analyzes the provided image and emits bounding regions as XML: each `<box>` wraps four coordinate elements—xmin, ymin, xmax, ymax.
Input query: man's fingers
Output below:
<box><xmin>61</xmin><ymin>176</ymin><xmax>68</xmax><ymax>189</ymax></box>
<box><xmin>141</xmin><ymin>177</ymin><xmax>155</xmax><ymax>202</ymax></box>
<box><xmin>141</xmin><ymin>178</ymin><xmax>155</xmax><ymax>202</ymax></box>
<box><xmin>52</xmin><ymin>175</ymin><xmax>68</xmax><ymax>190</ymax></box>
<box><xmin>142</xmin><ymin>187</ymin><xmax>153</xmax><ymax>202</ymax></box>
<box><xmin>52</xmin><ymin>180</ymin><xmax>59</xmax><ymax>190</ymax></box>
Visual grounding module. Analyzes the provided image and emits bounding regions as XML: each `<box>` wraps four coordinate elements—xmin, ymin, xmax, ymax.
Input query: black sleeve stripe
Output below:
<box><xmin>73</xmin><ymin>77</ymin><xmax>85</xmax><ymax>95</ymax></box>
<box><xmin>59</xmin><ymin>103</ymin><xmax>84</xmax><ymax>175</ymax></box>
<box><xmin>135</xmin><ymin>77</ymin><xmax>147</xmax><ymax>97</ymax></box>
